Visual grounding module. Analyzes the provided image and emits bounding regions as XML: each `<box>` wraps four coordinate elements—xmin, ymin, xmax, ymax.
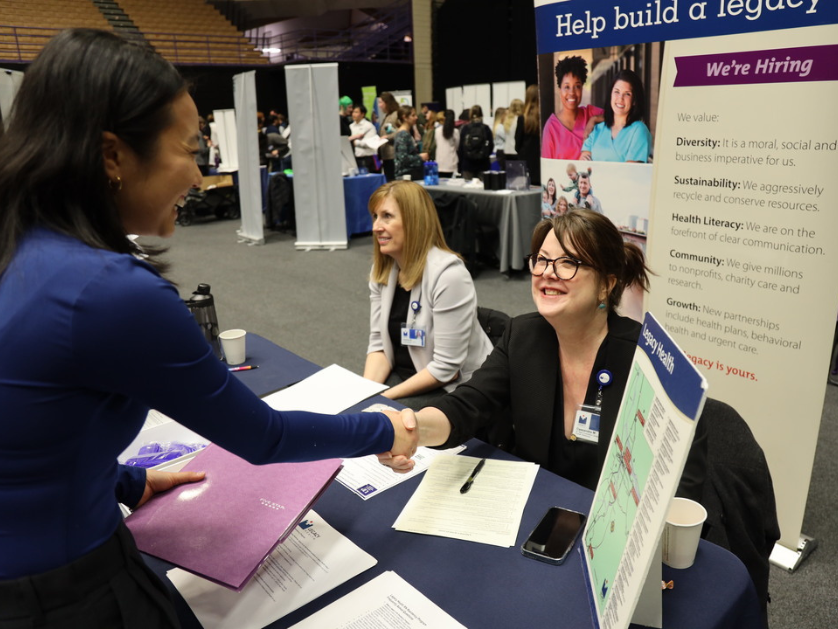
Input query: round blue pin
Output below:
<box><xmin>410</xmin><ymin>301</ymin><xmax>421</xmax><ymax>313</ymax></box>
<box><xmin>597</xmin><ymin>369</ymin><xmax>613</xmax><ymax>386</ymax></box>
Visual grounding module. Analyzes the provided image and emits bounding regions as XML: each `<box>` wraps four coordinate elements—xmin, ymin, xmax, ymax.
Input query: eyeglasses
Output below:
<box><xmin>525</xmin><ymin>254</ymin><xmax>587</xmax><ymax>280</ymax></box>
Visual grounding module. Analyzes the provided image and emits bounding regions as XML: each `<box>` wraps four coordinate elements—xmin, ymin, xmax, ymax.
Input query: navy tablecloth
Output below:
<box><xmin>148</xmin><ymin>335</ymin><xmax>763</xmax><ymax>629</ymax></box>
<box><xmin>344</xmin><ymin>173</ymin><xmax>386</xmax><ymax>236</ymax></box>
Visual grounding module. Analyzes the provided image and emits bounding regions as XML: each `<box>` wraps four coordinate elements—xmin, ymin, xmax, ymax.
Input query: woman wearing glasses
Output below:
<box><xmin>380</xmin><ymin>210</ymin><xmax>706</xmax><ymax>500</ymax></box>
<box><xmin>364</xmin><ymin>180</ymin><xmax>493</xmax><ymax>409</ymax></box>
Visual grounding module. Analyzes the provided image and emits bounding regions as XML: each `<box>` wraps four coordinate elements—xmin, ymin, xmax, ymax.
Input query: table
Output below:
<box><xmin>343</xmin><ymin>173</ymin><xmax>386</xmax><ymax>236</ymax></box>
<box><xmin>424</xmin><ymin>184</ymin><xmax>542</xmax><ymax>274</ymax></box>
<box><xmin>150</xmin><ymin>335</ymin><xmax>763</xmax><ymax>629</ymax></box>
<box><xmin>268</xmin><ymin>172</ymin><xmax>386</xmax><ymax>237</ymax></box>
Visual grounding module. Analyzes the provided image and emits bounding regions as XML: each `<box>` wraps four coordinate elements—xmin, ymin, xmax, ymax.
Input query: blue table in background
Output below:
<box><xmin>343</xmin><ymin>173</ymin><xmax>386</xmax><ymax>236</ymax></box>
<box><xmin>266</xmin><ymin>172</ymin><xmax>386</xmax><ymax>237</ymax></box>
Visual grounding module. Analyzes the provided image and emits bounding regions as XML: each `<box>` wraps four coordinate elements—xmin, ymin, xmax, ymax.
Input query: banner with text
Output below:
<box><xmin>534</xmin><ymin>0</ymin><xmax>838</xmax><ymax>550</ymax></box>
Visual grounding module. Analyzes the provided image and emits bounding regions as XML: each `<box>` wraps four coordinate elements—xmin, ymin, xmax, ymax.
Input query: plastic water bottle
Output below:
<box><xmin>185</xmin><ymin>284</ymin><xmax>222</xmax><ymax>360</ymax></box>
<box><xmin>424</xmin><ymin>161</ymin><xmax>434</xmax><ymax>186</ymax></box>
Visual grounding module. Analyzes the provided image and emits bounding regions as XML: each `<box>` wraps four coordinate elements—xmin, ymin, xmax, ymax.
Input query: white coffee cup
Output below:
<box><xmin>219</xmin><ymin>329</ymin><xmax>247</xmax><ymax>365</ymax></box>
<box><xmin>662</xmin><ymin>497</ymin><xmax>707</xmax><ymax>569</ymax></box>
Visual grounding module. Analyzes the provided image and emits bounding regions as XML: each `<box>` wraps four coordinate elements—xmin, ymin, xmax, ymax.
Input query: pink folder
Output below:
<box><xmin>126</xmin><ymin>444</ymin><xmax>342</xmax><ymax>591</ymax></box>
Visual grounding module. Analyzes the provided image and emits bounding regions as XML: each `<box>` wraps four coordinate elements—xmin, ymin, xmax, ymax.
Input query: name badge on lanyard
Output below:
<box><xmin>401</xmin><ymin>299</ymin><xmax>426</xmax><ymax>347</ymax></box>
<box><xmin>570</xmin><ymin>369</ymin><xmax>612</xmax><ymax>444</ymax></box>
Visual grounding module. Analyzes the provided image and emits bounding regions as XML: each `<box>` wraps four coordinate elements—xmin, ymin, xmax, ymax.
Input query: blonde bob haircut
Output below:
<box><xmin>368</xmin><ymin>180</ymin><xmax>457</xmax><ymax>289</ymax></box>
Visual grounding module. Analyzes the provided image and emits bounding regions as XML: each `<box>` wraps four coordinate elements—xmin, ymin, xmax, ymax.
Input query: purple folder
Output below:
<box><xmin>126</xmin><ymin>444</ymin><xmax>342</xmax><ymax>591</ymax></box>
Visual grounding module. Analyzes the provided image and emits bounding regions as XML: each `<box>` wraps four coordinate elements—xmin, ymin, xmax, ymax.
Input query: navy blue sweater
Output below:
<box><xmin>0</xmin><ymin>229</ymin><xmax>393</xmax><ymax>578</ymax></box>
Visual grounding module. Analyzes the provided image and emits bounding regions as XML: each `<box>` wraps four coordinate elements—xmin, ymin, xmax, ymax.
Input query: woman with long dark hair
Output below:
<box><xmin>0</xmin><ymin>29</ymin><xmax>416</xmax><ymax>627</ymax></box>
<box><xmin>581</xmin><ymin>69</ymin><xmax>652</xmax><ymax>163</ymax></box>
<box><xmin>377</xmin><ymin>91</ymin><xmax>400</xmax><ymax>180</ymax></box>
<box><xmin>393</xmin><ymin>105</ymin><xmax>429</xmax><ymax>180</ymax></box>
<box><xmin>434</xmin><ymin>109</ymin><xmax>460</xmax><ymax>178</ymax></box>
<box><xmin>515</xmin><ymin>84</ymin><xmax>542</xmax><ymax>185</ymax></box>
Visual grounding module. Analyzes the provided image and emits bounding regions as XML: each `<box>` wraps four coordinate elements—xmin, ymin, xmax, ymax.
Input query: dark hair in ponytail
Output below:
<box><xmin>530</xmin><ymin>210</ymin><xmax>652</xmax><ymax>311</ymax></box>
<box><xmin>442</xmin><ymin>109</ymin><xmax>455</xmax><ymax>140</ymax></box>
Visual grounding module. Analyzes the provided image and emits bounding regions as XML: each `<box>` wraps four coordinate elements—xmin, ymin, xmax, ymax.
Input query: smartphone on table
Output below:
<box><xmin>521</xmin><ymin>506</ymin><xmax>587</xmax><ymax>565</ymax></box>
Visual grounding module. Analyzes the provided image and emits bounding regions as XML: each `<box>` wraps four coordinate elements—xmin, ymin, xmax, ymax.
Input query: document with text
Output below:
<box><xmin>288</xmin><ymin>571</ymin><xmax>466</xmax><ymax>629</ymax></box>
<box><xmin>168</xmin><ymin>511</ymin><xmax>376</xmax><ymax>629</ymax></box>
<box><xmin>393</xmin><ymin>454</ymin><xmax>538</xmax><ymax>547</ymax></box>
<box><xmin>338</xmin><ymin>445</ymin><xmax>465</xmax><ymax>500</ymax></box>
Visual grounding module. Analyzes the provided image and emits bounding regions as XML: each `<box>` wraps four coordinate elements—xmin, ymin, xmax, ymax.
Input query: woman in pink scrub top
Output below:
<box><xmin>541</xmin><ymin>56</ymin><xmax>603</xmax><ymax>160</ymax></box>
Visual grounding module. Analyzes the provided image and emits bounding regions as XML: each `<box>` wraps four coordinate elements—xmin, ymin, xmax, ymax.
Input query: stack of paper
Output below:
<box><xmin>393</xmin><ymin>454</ymin><xmax>539</xmax><ymax>547</ymax></box>
<box><xmin>289</xmin><ymin>571</ymin><xmax>467</xmax><ymax>629</ymax></box>
<box><xmin>169</xmin><ymin>511</ymin><xmax>377</xmax><ymax>629</ymax></box>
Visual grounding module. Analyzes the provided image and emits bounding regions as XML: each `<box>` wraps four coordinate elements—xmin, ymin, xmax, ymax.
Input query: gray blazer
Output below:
<box><xmin>367</xmin><ymin>247</ymin><xmax>493</xmax><ymax>392</ymax></box>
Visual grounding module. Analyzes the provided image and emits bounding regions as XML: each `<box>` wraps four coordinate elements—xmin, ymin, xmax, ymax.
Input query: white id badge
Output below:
<box><xmin>400</xmin><ymin>324</ymin><xmax>426</xmax><ymax>347</ymax></box>
<box><xmin>571</xmin><ymin>403</ymin><xmax>601</xmax><ymax>444</ymax></box>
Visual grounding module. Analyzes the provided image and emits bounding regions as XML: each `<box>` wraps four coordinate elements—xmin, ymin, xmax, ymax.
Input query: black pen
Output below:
<box><xmin>460</xmin><ymin>458</ymin><xmax>486</xmax><ymax>494</ymax></box>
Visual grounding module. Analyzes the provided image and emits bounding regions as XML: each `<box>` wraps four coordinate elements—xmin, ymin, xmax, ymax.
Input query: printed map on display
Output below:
<box><xmin>584</xmin><ymin>364</ymin><xmax>655</xmax><ymax>613</ymax></box>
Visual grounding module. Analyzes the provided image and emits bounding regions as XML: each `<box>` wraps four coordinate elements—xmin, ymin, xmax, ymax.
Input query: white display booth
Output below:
<box><xmin>285</xmin><ymin>63</ymin><xmax>348</xmax><ymax>250</ymax></box>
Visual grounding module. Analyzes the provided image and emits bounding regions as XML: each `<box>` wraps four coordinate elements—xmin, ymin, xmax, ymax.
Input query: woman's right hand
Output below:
<box><xmin>580</xmin><ymin>150</ymin><xmax>592</xmax><ymax>161</ymax></box>
<box><xmin>379</xmin><ymin>409</ymin><xmax>418</xmax><ymax>473</ymax></box>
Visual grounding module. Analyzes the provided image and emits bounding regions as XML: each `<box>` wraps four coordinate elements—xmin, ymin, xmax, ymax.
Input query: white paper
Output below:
<box><xmin>337</xmin><ymin>445</ymin><xmax>465</xmax><ymax>500</ymax></box>
<box><xmin>262</xmin><ymin>365</ymin><xmax>388</xmax><ymax>414</ymax></box>
<box><xmin>288</xmin><ymin>571</ymin><xmax>466</xmax><ymax>629</ymax></box>
<box><xmin>334</xmin><ymin>402</ymin><xmax>465</xmax><ymax>499</ymax></box>
<box><xmin>394</xmin><ymin>454</ymin><xmax>538</xmax><ymax>547</ymax></box>
<box><xmin>168</xmin><ymin>510</ymin><xmax>377</xmax><ymax>629</ymax></box>
<box><xmin>362</xmin><ymin>135</ymin><xmax>390</xmax><ymax>150</ymax></box>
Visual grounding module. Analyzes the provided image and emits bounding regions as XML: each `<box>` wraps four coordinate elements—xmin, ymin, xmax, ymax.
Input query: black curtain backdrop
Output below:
<box><xmin>181</xmin><ymin>62</ymin><xmax>412</xmax><ymax>121</ymax></box>
<box><xmin>434</xmin><ymin>0</ymin><xmax>538</xmax><ymax>103</ymax></box>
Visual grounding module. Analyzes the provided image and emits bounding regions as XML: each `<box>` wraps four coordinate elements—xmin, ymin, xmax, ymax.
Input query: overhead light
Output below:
<box><xmin>262</xmin><ymin>47</ymin><xmax>282</xmax><ymax>54</ymax></box>
<box><xmin>404</xmin><ymin>35</ymin><xmax>412</xmax><ymax>42</ymax></box>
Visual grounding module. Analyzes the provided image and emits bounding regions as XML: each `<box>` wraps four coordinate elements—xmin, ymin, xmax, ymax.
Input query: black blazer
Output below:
<box><xmin>432</xmin><ymin>311</ymin><xmax>707</xmax><ymax>500</ymax></box>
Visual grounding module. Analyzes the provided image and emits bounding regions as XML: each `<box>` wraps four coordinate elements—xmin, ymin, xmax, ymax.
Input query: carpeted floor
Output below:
<box><xmin>140</xmin><ymin>216</ymin><xmax>836</xmax><ymax>628</ymax></box>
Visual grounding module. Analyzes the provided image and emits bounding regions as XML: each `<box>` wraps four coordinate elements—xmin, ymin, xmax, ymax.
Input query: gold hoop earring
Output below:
<box><xmin>109</xmin><ymin>176</ymin><xmax>122</xmax><ymax>192</ymax></box>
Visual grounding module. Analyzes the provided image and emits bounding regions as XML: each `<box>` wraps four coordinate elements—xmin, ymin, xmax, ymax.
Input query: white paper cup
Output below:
<box><xmin>662</xmin><ymin>497</ymin><xmax>707</xmax><ymax>569</ymax></box>
<box><xmin>219</xmin><ymin>329</ymin><xmax>247</xmax><ymax>365</ymax></box>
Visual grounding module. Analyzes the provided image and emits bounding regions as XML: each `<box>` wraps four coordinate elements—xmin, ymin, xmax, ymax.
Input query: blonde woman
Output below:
<box><xmin>377</xmin><ymin>91</ymin><xmax>400</xmax><ymax>180</ymax></box>
<box><xmin>364</xmin><ymin>181</ymin><xmax>493</xmax><ymax>408</ymax></box>
<box><xmin>492</xmin><ymin>106</ymin><xmax>507</xmax><ymax>166</ymax></box>
<box><xmin>503</xmin><ymin>98</ymin><xmax>523</xmax><ymax>160</ymax></box>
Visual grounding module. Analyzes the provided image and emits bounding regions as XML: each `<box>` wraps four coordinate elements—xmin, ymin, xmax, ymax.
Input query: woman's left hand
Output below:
<box><xmin>580</xmin><ymin>151</ymin><xmax>592</xmax><ymax>161</ymax></box>
<box><xmin>137</xmin><ymin>468</ymin><xmax>206</xmax><ymax>508</ymax></box>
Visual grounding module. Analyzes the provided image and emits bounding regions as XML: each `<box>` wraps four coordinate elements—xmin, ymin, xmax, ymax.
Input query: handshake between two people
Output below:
<box><xmin>137</xmin><ymin>408</ymin><xmax>423</xmax><ymax>509</ymax></box>
<box><xmin>380</xmin><ymin>408</ymin><xmax>420</xmax><ymax>473</ymax></box>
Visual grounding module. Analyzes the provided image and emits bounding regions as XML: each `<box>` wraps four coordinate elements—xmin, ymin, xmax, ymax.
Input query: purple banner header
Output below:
<box><xmin>674</xmin><ymin>44</ymin><xmax>838</xmax><ymax>87</ymax></box>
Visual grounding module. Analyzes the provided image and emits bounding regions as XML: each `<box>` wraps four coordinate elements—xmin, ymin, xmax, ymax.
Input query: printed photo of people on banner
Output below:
<box><xmin>534</xmin><ymin>0</ymin><xmax>837</xmax><ymax>626</ymax></box>
<box><xmin>537</xmin><ymin>44</ymin><xmax>660</xmax><ymax>319</ymax></box>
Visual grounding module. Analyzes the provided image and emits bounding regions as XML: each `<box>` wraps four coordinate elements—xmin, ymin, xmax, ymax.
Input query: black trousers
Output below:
<box><xmin>382</xmin><ymin>158</ymin><xmax>395</xmax><ymax>181</ymax></box>
<box><xmin>0</xmin><ymin>522</ymin><xmax>180</xmax><ymax>629</ymax></box>
<box><xmin>354</xmin><ymin>155</ymin><xmax>378</xmax><ymax>173</ymax></box>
